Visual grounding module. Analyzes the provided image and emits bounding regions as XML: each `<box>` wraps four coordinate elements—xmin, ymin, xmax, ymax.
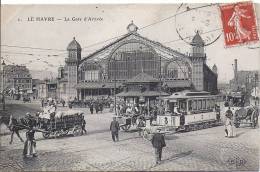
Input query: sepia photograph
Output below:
<box><xmin>0</xmin><ymin>1</ymin><xmax>259</xmax><ymax>171</ymax></box>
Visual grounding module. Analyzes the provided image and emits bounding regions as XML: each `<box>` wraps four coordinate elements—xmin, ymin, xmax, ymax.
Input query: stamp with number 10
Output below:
<box><xmin>220</xmin><ymin>2</ymin><xmax>259</xmax><ymax>47</ymax></box>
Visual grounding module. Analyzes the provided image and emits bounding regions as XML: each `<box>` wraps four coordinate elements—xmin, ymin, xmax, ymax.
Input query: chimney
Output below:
<box><xmin>234</xmin><ymin>59</ymin><xmax>238</xmax><ymax>90</ymax></box>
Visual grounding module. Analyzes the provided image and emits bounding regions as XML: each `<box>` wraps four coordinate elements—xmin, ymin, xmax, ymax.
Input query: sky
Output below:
<box><xmin>1</xmin><ymin>4</ymin><xmax>260</xmax><ymax>83</ymax></box>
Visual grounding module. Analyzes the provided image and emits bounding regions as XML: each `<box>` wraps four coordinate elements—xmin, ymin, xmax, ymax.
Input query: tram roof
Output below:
<box><xmin>164</xmin><ymin>90</ymin><xmax>215</xmax><ymax>100</ymax></box>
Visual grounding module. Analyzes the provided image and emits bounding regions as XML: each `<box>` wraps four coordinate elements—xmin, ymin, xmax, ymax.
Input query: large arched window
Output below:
<box><xmin>108</xmin><ymin>42</ymin><xmax>160</xmax><ymax>80</ymax></box>
<box><xmin>82</xmin><ymin>63</ymin><xmax>100</xmax><ymax>81</ymax></box>
<box><xmin>164</xmin><ymin>60</ymin><xmax>191</xmax><ymax>80</ymax></box>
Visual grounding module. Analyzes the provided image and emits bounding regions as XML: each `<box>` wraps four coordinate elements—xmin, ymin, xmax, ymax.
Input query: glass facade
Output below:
<box><xmin>108</xmin><ymin>42</ymin><xmax>160</xmax><ymax>80</ymax></box>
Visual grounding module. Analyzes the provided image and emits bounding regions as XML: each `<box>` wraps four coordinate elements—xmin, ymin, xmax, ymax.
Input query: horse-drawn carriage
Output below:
<box><xmin>38</xmin><ymin>108</ymin><xmax>84</xmax><ymax>138</ymax></box>
<box><xmin>233</xmin><ymin>106</ymin><xmax>259</xmax><ymax>128</ymax></box>
<box><xmin>224</xmin><ymin>92</ymin><xmax>259</xmax><ymax>128</ymax></box>
<box><xmin>116</xmin><ymin>113</ymin><xmax>142</xmax><ymax>131</ymax></box>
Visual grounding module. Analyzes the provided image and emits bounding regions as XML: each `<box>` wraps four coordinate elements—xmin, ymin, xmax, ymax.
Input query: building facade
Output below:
<box><xmin>55</xmin><ymin>22</ymin><xmax>218</xmax><ymax>101</ymax></box>
<box><xmin>1</xmin><ymin>65</ymin><xmax>32</xmax><ymax>94</ymax></box>
<box><xmin>229</xmin><ymin>59</ymin><xmax>259</xmax><ymax>92</ymax></box>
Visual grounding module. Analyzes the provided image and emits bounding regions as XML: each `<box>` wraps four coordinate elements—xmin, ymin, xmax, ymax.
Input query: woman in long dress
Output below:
<box><xmin>225</xmin><ymin>110</ymin><xmax>236</xmax><ymax>138</ymax></box>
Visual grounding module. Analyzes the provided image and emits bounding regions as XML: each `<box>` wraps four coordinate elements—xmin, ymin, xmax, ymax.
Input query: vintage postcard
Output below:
<box><xmin>0</xmin><ymin>2</ymin><xmax>259</xmax><ymax>171</ymax></box>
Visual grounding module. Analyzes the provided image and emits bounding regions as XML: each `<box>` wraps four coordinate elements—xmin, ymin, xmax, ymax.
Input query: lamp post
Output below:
<box><xmin>1</xmin><ymin>60</ymin><xmax>6</xmax><ymax>110</ymax></box>
<box><xmin>113</xmin><ymin>54</ymin><xmax>117</xmax><ymax>115</ymax></box>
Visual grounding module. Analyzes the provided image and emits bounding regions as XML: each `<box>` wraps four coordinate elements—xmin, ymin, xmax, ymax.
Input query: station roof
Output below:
<box><xmin>164</xmin><ymin>80</ymin><xmax>191</xmax><ymax>88</ymax></box>
<box><xmin>164</xmin><ymin>90</ymin><xmax>214</xmax><ymax>100</ymax></box>
<box><xmin>116</xmin><ymin>90</ymin><xmax>169</xmax><ymax>97</ymax></box>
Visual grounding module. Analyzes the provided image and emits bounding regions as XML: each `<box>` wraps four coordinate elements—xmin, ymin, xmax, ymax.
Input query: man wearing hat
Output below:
<box><xmin>110</xmin><ymin>116</ymin><xmax>120</xmax><ymax>142</ymax></box>
<box><xmin>151</xmin><ymin>128</ymin><xmax>166</xmax><ymax>164</ymax></box>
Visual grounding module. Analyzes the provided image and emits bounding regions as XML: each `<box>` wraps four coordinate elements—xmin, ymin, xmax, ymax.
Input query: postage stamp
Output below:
<box><xmin>220</xmin><ymin>2</ymin><xmax>259</xmax><ymax>47</ymax></box>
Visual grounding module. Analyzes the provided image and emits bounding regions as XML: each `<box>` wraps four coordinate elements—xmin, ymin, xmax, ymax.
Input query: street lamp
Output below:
<box><xmin>112</xmin><ymin>54</ymin><xmax>117</xmax><ymax>115</ymax></box>
<box><xmin>1</xmin><ymin>60</ymin><xmax>6</xmax><ymax>110</ymax></box>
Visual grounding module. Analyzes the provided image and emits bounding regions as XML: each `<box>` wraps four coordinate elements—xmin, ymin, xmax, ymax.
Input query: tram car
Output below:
<box><xmin>39</xmin><ymin>110</ymin><xmax>84</xmax><ymax>138</ymax></box>
<box><xmin>156</xmin><ymin>90</ymin><xmax>221</xmax><ymax>132</ymax></box>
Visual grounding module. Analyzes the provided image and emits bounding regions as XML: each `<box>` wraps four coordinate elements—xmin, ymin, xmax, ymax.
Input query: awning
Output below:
<box><xmin>76</xmin><ymin>82</ymin><xmax>123</xmax><ymax>89</ymax></box>
<box><xmin>116</xmin><ymin>90</ymin><xmax>169</xmax><ymax>97</ymax></box>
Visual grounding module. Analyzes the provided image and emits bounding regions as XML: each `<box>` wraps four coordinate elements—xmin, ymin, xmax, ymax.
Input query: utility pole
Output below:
<box><xmin>255</xmin><ymin>73</ymin><xmax>258</xmax><ymax>105</ymax></box>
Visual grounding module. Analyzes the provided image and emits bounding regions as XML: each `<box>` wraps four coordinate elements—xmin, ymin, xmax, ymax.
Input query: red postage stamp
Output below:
<box><xmin>220</xmin><ymin>2</ymin><xmax>259</xmax><ymax>47</ymax></box>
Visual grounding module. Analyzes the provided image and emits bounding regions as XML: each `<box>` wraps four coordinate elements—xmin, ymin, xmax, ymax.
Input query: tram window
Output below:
<box><xmin>206</xmin><ymin>99</ymin><xmax>211</xmax><ymax>109</ymax></box>
<box><xmin>179</xmin><ymin>100</ymin><xmax>187</xmax><ymax>112</ymax></box>
<box><xmin>192</xmin><ymin>100</ymin><xmax>197</xmax><ymax>110</ymax></box>
<box><xmin>202</xmin><ymin>100</ymin><xmax>206</xmax><ymax>109</ymax></box>
<box><xmin>198</xmin><ymin>100</ymin><xmax>202</xmax><ymax>110</ymax></box>
<box><xmin>188</xmin><ymin>100</ymin><xmax>192</xmax><ymax>111</ymax></box>
<box><xmin>211</xmin><ymin>100</ymin><xmax>215</xmax><ymax>109</ymax></box>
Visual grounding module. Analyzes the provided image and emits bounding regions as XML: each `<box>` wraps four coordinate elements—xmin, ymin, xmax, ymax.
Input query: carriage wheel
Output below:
<box><xmin>73</xmin><ymin>126</ymin><xmax>82</xmax><ymax>136</ymax></box>
<box><xmin>62</xmin><ymin>129</ymin><xmax>69</xmax><ymax>135</ymax></box>
<box><xmin>42</xmin><ymin>132</ymin><xmax>50</xmax><ymax>139</ymax></box>
<box><xmin>184</xmin><ymin>125</ymin><xmax>191</xmax><ymax>132</ymax></box>
<box><xmin>54</xmin><ymin>131</ymin><xmax>62</xmax><ymax>138</ymax></box>
<box><xmin>121</xmin><ymin>125</ymin><xmax>131</xmax><ymax>131</ymax></box>
<box><xmin>234</xmin><ymin>122</ymin><xmax>240</xmax><ymax>128</ymax></box>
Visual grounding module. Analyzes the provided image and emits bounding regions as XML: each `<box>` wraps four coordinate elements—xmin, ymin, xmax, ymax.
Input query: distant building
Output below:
<box><xmin>37</xmin><ymin>79</ymin><xmax>58</xmax><ymax>99</ymax></box>
<box><xmin>1</xmin><ymin>65</ymin><xmax>32</xmax><ymax>94</ymax></box>
<box><xmin>230</xmin><ymin>59</ymin><xmax>259</xmax><ymax>92</ymax></box>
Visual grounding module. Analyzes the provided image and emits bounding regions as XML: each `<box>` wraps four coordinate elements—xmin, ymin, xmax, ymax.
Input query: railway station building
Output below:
<box><xmin>57</xmin><ymin>21</ymin><xmax>218</xmax><ymax>102</ymax></box>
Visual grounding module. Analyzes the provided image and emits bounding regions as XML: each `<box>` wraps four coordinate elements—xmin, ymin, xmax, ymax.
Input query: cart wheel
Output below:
<box><xmin>184</xmin><ymin>125</ymin><xmax>190</xmax><ymax>132</ymax></box>
<box><xmin>54</xmin><ymin>131</ymin><xmax>62</xmax><ymax>138</ymax></box>
<box><xmin>121</xmin><ymin>125</ymin><xmax>131</xmax><ymax>131</ymax></box>
<box><xmin>42</xmin><ymin>132</ymin><xmax>50</xmax><ymax>139</ymax></box>
<box><xmin>234</xmin><ymin>122</ymin><xmax>240</xmax><ymax>128</ymax></box>
<box><xmin>62</xmin><ymin>129</ymin><xmax>69</xmax><ymax>135</ymax></box>
<box><xmin>73</xmin><ymin>126</ymin><xmax>82</xmax><ymax>136</ymax></box>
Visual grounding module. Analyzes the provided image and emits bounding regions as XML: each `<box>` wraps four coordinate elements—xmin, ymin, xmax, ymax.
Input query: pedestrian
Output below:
<box><xmin>61</xmin><ymin>99</ymin><xmax>65</xmax><ymax>107</ymax></box>
<box><xmin>95</xmin><ymin>102</ymin><xmax>99</xmax><ymax>114</ymax></box>
<box><xmin>8</xmin><ymin>115</ymin><xmax>24</xmax><ymax>144</ymax></box>
<box><xmin>99</xmin><ymin>103</ymin><xmax>103</xmax><ymax>114</ymax></box>
<box><xmin>89</xmin><ymin>103</ymin><xmax>94</xmax><ymax>114</ymax></box>
<box><xmin>151</xmin><ymin>128</ymin><xmax>166</xmax><ymax>164</ymax></box>
<box><xmin>41</xmin><ymin>98</ymin><xmax>44</xmax><ymax>108</ymax></box>
<box><xmin>149</xmin><ymin>113</ymin><xmax>154</xmax><ymax>126</ymax></box>
<box><xmin>137</xmin><ymin>117</ymin><xmax>145</xmax><ymax>136</ymax></box>
<box><xmin>225</xmin><ymin>107</ymin><xmax>236</xmax><ymax>138</ymax></box>
<box><xmin>81</xmin><ymin>116</ymin><xmax>87</xmax><ymax>135</ymax></box>
<box><xmin>110</xmin><ymin>116</ymin><xmax>120</xmax><ymax>142</ymax></box>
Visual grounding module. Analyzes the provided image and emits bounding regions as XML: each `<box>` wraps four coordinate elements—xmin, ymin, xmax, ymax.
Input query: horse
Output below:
<box><xmin>8</xmin><ymin>115</ymin><xmax>37</xmax><ymax>144</ymax></box>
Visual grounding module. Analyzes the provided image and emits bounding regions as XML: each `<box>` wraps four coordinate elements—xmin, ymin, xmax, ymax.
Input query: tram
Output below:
<box><xmin>156</xmin><ymin>90</ymin><xmax>220</xmax><ymax>132</ymax></box>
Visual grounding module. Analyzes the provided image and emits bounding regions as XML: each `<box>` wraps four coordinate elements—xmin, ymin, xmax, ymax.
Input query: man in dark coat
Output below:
<box><xmin>89</xmin><ymin>103</ymin><xmax>94</xmax><ymax>114</ymax></box>
<box><xmin>95</xmin><ymin>102</ymin><xmax>99</xmax><ymax>114</ymax></box>
<box><xmin>110</xmin><ymin>116</ymin><xmax>120</xmax><ymax>142</ymax></box>
<box><xmin>151</xmin><ymin>128</ymin><xmax>166</xmax><ymax>164</ymax></box>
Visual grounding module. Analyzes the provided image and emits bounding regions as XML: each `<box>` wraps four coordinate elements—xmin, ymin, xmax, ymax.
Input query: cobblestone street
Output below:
<box><xmin>0</xmin><ymin>101</ymin><xmax>259</xmax><ymax>171</ymax></box>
